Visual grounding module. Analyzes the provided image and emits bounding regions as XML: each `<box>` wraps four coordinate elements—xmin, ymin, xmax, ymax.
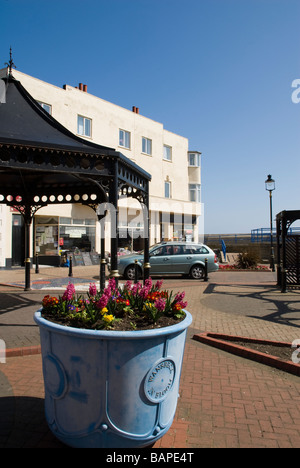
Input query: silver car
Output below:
<box><xmin>115</xmin><ymin>242</ymin><xmax>219</xmax><ymax>280</ymax></box>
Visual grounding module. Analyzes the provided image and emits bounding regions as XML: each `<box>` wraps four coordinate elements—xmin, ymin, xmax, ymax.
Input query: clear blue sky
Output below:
<box><xmin>1</xmin><ymin>0</ymin><xmax>299</xmax><ymax>233</ymax></box>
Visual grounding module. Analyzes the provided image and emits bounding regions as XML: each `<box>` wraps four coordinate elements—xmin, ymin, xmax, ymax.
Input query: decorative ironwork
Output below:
<box><xmin>4</xmin><ymin>47</ymin><xmax>16</xmax><ymax>76</ymax></box>
<box><xmin>285</xmin><ymin>236</ymin><xmax>300</xmax><ymax>288</ymax></box>
<box><xmin>276</xmin><ymin>210</ymin><xmax>300</xmax><ymax>292</ymax></box>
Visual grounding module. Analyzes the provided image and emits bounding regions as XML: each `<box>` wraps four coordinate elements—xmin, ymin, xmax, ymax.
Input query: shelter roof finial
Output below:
<box><xmin>5</xmin><ymin>47</ymin><xmax>16</xmax><ymax>76</ymax></box>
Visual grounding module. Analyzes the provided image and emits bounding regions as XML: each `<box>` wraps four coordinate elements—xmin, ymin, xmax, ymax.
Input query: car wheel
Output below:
<box><xmin>190</xmin><ymin>265</ymin><xmax>205</xmax><ymax>280</ymax></box>
<box><xmin>124</xmin><ymin>265</ymin><xmax>141</xmax><ymax>281</ymax></box>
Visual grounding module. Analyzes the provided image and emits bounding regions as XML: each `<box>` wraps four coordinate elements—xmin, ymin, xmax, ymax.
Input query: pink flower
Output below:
<box><xmin>154</xmin><ymin>297</ymin><xmax>166</xmax><ymax>312</ymax></box>
<box><xmin>139</xmin><ymin>285</ymin><xmax>150</xmax><ymax>299</ymax></box>
<box><xmin>131</xmin><ymin>282</ymin><xmax>141</xmax><ymax>295</ymax></box>
<box><xmin>108</xmin><ymin>278</ymin><xmax>116</xmax><ymax>291</ymax></box>
<box><xmin>62</xmin><ymin>282</ymin><xmax>76</xmax><ymax>301</ymax></box>
<box><xmin>174</xmin><ymin>291</ymin><xmax>185</xmax><ymax>303</ymax></box>
<box><xmin>89</xmin><ymin>283</ymin><xmax>97</xmax><ymax>296</ymax></box>
<box><xmin>96</xmin><ymin>294</ymin><xmax>108</xmax><ymax>310</ymax></box>
<box><xmin>154</xmin><ymin>280</ymin><xmax>163</xmax><ymax>290</ymax></box>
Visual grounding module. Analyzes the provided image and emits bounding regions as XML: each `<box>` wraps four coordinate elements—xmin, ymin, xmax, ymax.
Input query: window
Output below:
<box><xmin>142</xmin><ymin>137</ymin><xmax>152</xmax><ymax>155</ymax></box>
<box><xmin>77</xmin><ymin>115</ymin><xmax>91</xmax><ymax>137</ymax></box>
<box><xmin>163</xmin><ymin>145</ymin><xmax>172</xmax><ymax>161</ymax></box>
<box><xmin>189</xmin><ymin>184</ymin><xmax>201</xmax><ymax>203</ymax></box>
<box><xmin>38</xmin><ymin>101</ymin><xmax>52</xmax><ymax>115</ymax></box>
<box><xmin>188</xmin><ymin>152</ymin><xmax>201</xmax><ymax>167</ymax></box>
<box><xmin>184</xmin><ymin>245</ymin><xmax>209</xmax><ymax>254</ymax></box>
<box><xmin>151</xmin><ymin>245</ymin><xmax>173</xmax><ymax>256</ymax></box>
<box><xmin>119</xmin><ymin>129</ymin><xmax>131</xmax><ymax>149</ymax></box>
<box><xmin>165</xmin><ymin>181</ymin><xmax>171</xmax><ymax>198</ymax></box>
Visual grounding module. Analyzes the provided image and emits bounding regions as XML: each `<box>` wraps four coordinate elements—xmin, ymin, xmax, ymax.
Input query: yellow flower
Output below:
<box><xmin>103</xmin><ymin>314</ymin><xmax>114</xmax><ymax>324</ymax></box>
<box><xmin>101</xmin><ymin>307</ymin><xmax>108</xmax><ymax>315</ymax></box>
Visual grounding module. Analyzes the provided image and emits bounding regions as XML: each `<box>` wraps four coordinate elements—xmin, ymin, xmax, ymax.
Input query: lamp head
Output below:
<box><xmin>265</xmin><ymin>174</ymin><xmax>275</xmax><ymax>192</ymax></box>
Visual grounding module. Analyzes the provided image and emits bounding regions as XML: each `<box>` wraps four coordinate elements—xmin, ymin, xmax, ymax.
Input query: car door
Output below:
<box><xmin>171</xmin><ymin>245</ymin><xmax>193</xmax><ymax>274</ymax></box>
<box><xmin>149</xmin><ymin>245</ymin><xmax>173</xmax><ymax>274</ymax></box>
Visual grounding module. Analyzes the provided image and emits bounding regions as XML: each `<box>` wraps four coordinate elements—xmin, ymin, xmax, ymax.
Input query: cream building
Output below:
<box><xmin>0</xmin><ymin>68</ymin><xmax>203</xmax><ymax>267</ymax></box>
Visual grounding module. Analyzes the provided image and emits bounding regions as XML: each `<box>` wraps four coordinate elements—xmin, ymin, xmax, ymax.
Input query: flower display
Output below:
<box><xmin>41</xmin><ymin>278</ymin><xmax>187</xmax><ymax>331</ymax></box>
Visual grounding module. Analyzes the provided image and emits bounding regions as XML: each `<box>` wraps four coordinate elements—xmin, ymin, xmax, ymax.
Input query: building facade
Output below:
<box><xmin>0</xmin><ymin>68</ymin><xmax>203</xmax><ymax>267</ymax></box>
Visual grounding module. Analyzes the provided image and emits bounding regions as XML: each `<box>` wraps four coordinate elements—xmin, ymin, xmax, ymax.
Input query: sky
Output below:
<box><xmin>1</xmin><ymin>0</ymin><xmax>299</xmax><ymax>234</ymax></box>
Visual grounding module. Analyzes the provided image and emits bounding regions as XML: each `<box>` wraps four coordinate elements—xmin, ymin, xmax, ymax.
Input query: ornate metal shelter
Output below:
<box><xmin>276</xmin><ymin>210</ymin><xmax>300</xmax><ymax>292</ymax></box>
<box><xmin>0</xmin><ymin>69</ymin><xmax>151</xmax><ymax>289</ymax></box>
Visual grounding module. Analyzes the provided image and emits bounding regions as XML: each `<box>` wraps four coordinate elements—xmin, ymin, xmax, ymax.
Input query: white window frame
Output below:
<box><xmin>77</xmin><ymin>115</ymin><xmax>92</xmax><ymax>137</ymax></box>
<box><xmin>38</xmin><ymin>101</ymin><xmax>52</xmax><ymax>115</ymax></box>
<box><xmin>142</xmin><ymin>137</ymin><xmax>152</xmax><ymax>155</ymax></box>
<box><xmin>163</xmin><ymin>145</ymin><xmax>172</xmax><ymax>161</ymax></box>
<box><xmin>188</xmin><ymin>152</ymin><xmax>201</xmax><ymax>167</ymax></box>
<box><xmin>164</xmin><ymin>181</ymin><xmax>171</xmax><ymax>199</ymax></box>
<box><xmin>189</xmin><ymin>184</ymin><xmax>201</xmax><ymax>203</ymax></box>
<box><xmin>119</xmin><ymin>129</ymin><xmax>131</xmax><ymax>149</ymax></box>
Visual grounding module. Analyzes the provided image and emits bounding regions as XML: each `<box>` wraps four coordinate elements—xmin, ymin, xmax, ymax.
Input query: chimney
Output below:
<box><xmin>83</xmin><ymin>84</ymin><xmax>87</xmax><ymax>92</ymax></box>
<box><xmin>79</xmin><ymin>83</ymin><xmax>83</xmax><ymax>91</ymax></box>
<box><xmin>136</xmin><ymin>107</ymin><xmax>139</xmax><ymax>114</ymax></box>
<box><xmin>132</xmin><ymin>106</ymin><xmax>136</xmax><ymax>113</ymax></box>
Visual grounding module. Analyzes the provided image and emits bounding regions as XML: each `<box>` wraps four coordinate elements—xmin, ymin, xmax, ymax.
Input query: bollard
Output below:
<box><xmin>35</xmin><ymin>253</ymin><xmax>39</xmax><ymax>274</ymax></box>
<box><xmin>134</xmin><ymin>259</ymin><xmax>139</xmax><ymax>284</ymax></box>
<box><xmin>100</xmin><ymin>258</ymin><xmax>106</xmax><ymax>291</ymax></box>
<box><xmin>204</xmin><ymin>258</ymin><xmax>208</xmax><ymax>282</ymax></box>
<box><xmin>25</xmin><ymin>258</ymin><xmax>31</xmax><ymax>290</ymax></box>
<box><xmin>68</xmin><ymin>255</ymin><xmax>73</xmax><ymax>277</ymax></box>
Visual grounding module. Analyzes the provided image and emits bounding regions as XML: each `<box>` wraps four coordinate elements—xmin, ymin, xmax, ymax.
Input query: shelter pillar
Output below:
<box><xmin>21</xmin><ymin>207</ymin><xmax>34</xmax><ymax>291</ymax></box>
<box><xmin>143</xmin><ymin>181</ymin><xmax>151</xmax><ymax>282</ymax></box>
<box><xmin>109</xmin><ymin>160</ymin><xmax>120</xmax><ymax>284</ymax></box>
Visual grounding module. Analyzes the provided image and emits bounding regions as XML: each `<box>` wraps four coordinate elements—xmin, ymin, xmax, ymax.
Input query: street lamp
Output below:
<box><xmin>265</xmin><ymin>174</ymin><xmax>275</xmax><ymax>271</ymax></box>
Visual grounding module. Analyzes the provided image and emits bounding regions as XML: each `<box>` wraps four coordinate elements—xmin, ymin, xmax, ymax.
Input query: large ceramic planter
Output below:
<box><xmin>34</xmin><ymin>310</ymin><xmax>192</xmax><ymax>448</ymax></box>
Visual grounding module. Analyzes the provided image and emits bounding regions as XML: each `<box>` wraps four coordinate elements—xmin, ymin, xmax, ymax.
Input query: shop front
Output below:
<box><xmin>34</xmin><ymin>215</ymin><xmax>96</xmax><ymax>266</ymax></box>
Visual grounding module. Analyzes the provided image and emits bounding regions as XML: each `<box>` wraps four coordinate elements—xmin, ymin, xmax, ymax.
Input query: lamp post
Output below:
<box><xmin>265</xmin><ymin>174</ymin><xmax>275</xmax><ymax>272</ymax></box>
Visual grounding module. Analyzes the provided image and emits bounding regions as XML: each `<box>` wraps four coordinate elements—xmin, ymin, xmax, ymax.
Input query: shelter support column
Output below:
<box><xmin>97</xmin><ymin>209</ymin><xmax>107</xmax><ymax>291</ymax></box>
<box><xmin>109</xmin><ymin>160</ymin><xmax>120</xmax><ymax>284</ymax></box>
<box><xmin>23</xmin><ymin>210</ymin><xmax>33</xmax><ymax>291</ymax></box>
<box><xmin>281</xmin><ymin>224</ymin><xmax>287</xmax><ymax>293</ymax></box>
<box><xmin>143</xmin><ymin>182</ymin><xmax>151</xmax><ymax>282</ymax></box>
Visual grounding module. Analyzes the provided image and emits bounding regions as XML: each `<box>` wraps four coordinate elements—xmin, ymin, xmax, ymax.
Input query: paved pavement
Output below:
<box><xmin>1</xmin><ymin>265</ymin><xmax>300</xmax><ymax>448</ymax></box>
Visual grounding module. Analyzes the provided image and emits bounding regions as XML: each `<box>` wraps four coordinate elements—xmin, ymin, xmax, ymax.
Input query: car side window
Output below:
<box><xmin>151</xmin><ymin>246</ymin><xmax>173</xmax><ymax>256</ymax></box>
<box><xmin>192</xmin><ymin>246</ymin><xmax>209</xmax><ymax>254</ymax></box>
<box><xmin>182</xmin><ymin>245</ymin><xmax>209</xmax><ymax>254</ymax></box>
<box><xmin>173</xmin><ymin>245</ymin><xmax>183</xmax><ymax>255</ymax></box>
<box><xmin>183</xmin><ymin>246</ymin><xmax>196</xmax><ymax>254</ymax></box>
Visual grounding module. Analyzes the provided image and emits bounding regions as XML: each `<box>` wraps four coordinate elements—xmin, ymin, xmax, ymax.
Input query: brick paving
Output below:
<box><xmin>1</xmin><ymin>266</ymin><xmax>300</xmax><ymax>448</ymax></box>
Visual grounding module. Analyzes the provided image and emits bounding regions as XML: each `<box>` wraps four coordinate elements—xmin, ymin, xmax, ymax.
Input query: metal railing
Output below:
<box><xmin>251</xmin><ymin>227</ymin><xmax>300</xmax><ymax>243</ymax></box>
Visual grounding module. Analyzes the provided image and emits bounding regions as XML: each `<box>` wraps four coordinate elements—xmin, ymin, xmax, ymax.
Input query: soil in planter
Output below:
<box><xmin>227</xmin><ymin>340</ymin><xmax>293</xmax><ymax>362</ymax></box>
<box><xmin>41</xmin><ymin>310</ymin><xmax>184</xmax><ymax>332</ymax></box>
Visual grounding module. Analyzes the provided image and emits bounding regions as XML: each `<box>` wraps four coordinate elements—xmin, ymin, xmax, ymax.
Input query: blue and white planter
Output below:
<box><xmin>34</xmin><ymin>310</ymin><xmax>192</xmax><ymax>448</ymax></box>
